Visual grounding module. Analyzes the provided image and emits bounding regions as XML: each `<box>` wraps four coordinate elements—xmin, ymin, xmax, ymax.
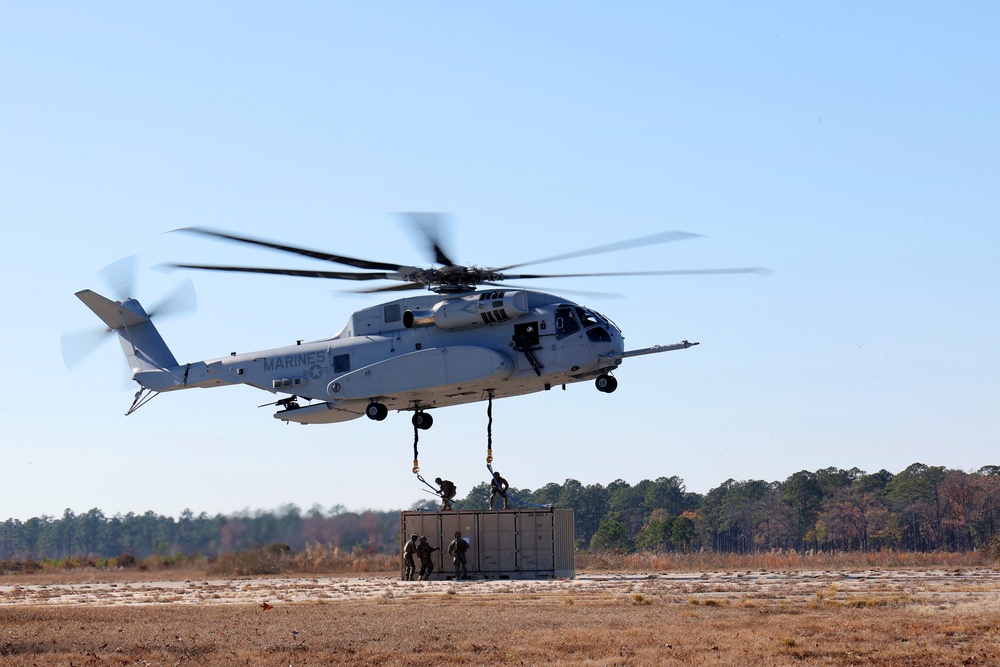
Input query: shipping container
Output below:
<box><xmin>399</xmin><ymin>508</ymin><xmax>575</xmax><ymax>580</ymax></box>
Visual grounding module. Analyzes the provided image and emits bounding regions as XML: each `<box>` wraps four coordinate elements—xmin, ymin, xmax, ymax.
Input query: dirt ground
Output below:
<box><xmin>2</xmin><ymin>568</ymin><xmax>999</xmax><ymax>665</ymax></box>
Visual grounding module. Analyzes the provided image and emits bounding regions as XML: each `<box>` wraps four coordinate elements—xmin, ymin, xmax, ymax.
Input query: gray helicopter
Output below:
<box><xmin>70</xmin><ymin>216</ymin><xmax>767</xmax><ymax>427</ymax></box>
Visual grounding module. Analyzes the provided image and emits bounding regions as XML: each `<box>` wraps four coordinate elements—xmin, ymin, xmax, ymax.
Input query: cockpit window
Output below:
<box><xmin>554</xmin><ymin>306</ymin><xmax>581</xmax><ymax>339</ymax></box>
<box><xmin>555</xmin><ymin>306</ymin><xmax>612</xmax><ymax>340</ymax></box>
<box><xmin>576</xmin><ymin>307</ymin><xmax>606</xmax><ymax>328</ymax></box>
<box><xmin>587</xmin><ymin>326</ymin><xmax>612</xmax><ymax>342</ymax></box>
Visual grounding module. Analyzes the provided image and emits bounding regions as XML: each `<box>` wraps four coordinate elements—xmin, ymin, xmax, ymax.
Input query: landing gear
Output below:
<box><xmin>412</xmin><ymin>411</ymin><xmax>434</xmax><ymax>430</ymax></box>
<box><xmin>595</xmin><ymin>374</ymin><xmax>618</xmax><ymax>393</ymax></box>
<box><xmin>365</xmin><ymin>402</ymin><xmax>388</xmax><ymax>421</ymax></box>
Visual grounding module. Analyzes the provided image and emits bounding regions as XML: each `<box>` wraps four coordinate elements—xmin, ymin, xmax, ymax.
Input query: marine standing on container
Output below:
<box><xmin>416</xmin><ymin>535</ymin><xmax>439</xmax><ymax>580</ymax></box>
<box><xmin>448</xmin><ymin>531</ymin><xmax>469</xmax><ymax>579</ymax></box>
<box><xmin>489</xmin><ymin>471</ymin><xmax>510</xmax><ymax>510</ymax></box>
<box><xmin>435</xmin><ymin>477</ymin><xmax>457</xmax><ymax>511</ymax></box>
<box><xmin>402</xmin><ymin>533</ymin><xmax>418</xmax><ymax>581</ymax></box>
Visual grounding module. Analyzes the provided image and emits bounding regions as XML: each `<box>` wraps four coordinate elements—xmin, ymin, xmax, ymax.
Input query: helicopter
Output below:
<box><xmin>71</xmin><ymin>215</ymin><xmax>768</xmax><ymax>428</ymax></box>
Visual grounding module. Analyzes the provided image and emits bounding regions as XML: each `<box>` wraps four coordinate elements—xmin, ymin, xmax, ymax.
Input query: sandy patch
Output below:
<box><xmin>4</xmin><ymin>567</ymin><xmax>998</xmax><ymax>610</ymax></box>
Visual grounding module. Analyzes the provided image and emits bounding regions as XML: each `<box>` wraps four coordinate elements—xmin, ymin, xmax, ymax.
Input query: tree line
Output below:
<box><xmin>2</xmin><ymin>462</ymin><xmax>998</xmax><ymax>561</ymax></box>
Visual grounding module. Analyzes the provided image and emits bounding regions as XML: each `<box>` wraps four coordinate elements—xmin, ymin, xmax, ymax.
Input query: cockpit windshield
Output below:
<box><xmin>554</xmin><ymin>305</ymin><xmax>612</xmax><ymax>340</ymax></box>
<box><xmin>576</xmin><ymin>307</ymin><xmax>606</xmax><ymax>328</ymax></box>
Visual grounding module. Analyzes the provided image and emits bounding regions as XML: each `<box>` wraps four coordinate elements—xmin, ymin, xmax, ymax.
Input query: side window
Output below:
<box><xmin>587</xmin><ymin>327</ymin><xmax>612</xmax><ymax>342</ymax></box>
<box><xmin>554</xmin><ymin>307</ymin><xmax>581</xmax><ymax>340</ymax></box>
<box><xmin>333</xmin><ymin>354</ymin><xmax>351</xmax><ymax>373</ymax></box>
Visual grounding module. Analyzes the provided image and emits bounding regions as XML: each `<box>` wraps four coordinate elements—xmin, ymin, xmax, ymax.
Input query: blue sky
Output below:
<box><xmin>2</xmin><ymin>3</ymin><xmax>997</xmax><ymax>521</ymax></box>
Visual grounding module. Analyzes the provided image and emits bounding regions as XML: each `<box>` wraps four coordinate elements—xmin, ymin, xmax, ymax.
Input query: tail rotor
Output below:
<box><xmin>62</xmin><ymin>257</ymin><xmax>196</xmax><ymax>369</ymax></box>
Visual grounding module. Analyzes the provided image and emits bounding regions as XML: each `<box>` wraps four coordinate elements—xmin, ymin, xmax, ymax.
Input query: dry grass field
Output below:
<box><xmin>2</xmin><ymin>562</ymin><xmax>1000</xmax><ymax>666</ymax></box>
<box><xmin>0</xmin><ymin>552</ymin><xmax>1000</xmax><ymax>666</ymax></box>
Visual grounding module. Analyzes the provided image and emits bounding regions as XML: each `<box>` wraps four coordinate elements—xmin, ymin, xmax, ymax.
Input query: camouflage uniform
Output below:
<box><xmin>435</xmin><ymin>477</ymin><xmax>457</xmax><ymax>511</ymax></box>
<box><xmin>416</xmin><ymin>536</ymin><xmax>438</xmax><ymax>580</ymax></box>
<box><xmin>489</xmin><ymin>472</ymin><xmax>510</xmax><ymax>510</ymax></box>
<box><xmin>402</xmin><ymin>533</ymin><xmax>418</xmax><ymax>580</ymax></box>
<box><xmin>448</xmin><ymin>531</ymin><xmax>469</xmax><ymax>579</ymax></box>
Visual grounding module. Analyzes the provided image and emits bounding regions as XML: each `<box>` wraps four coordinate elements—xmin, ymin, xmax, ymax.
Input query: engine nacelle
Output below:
<box><xmin>404</xmin><ymin>290</ymin><xmax>530</xmax><ymax>331</ymax></box>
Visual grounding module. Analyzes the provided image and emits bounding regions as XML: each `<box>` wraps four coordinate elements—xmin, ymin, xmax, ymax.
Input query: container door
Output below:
<box><xmin>479</xmin><ymin>511</ymin><xmax>517</xmax><ymax>574</ymax></box>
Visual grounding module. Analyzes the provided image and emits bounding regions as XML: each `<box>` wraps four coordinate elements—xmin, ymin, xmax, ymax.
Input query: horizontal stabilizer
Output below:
<box><xmin>74</xmin><ymin>289</ymin><xmax>179</xmax><ymax>373</ymax></box>
<box><xmin>75</xmin><ymin>289</ymin><xmax>149</xmax><ymax>329</ymax></box>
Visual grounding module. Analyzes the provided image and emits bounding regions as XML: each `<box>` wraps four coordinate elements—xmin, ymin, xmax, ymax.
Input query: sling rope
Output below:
<box><xmin>486</xmin><ymin>390</ymin><xmax>493</xmax><ymax>465</ymax></box>
<box><xmin>484</xmin><ymin>391</ymin><xmax>550</xmax><ymax>509</ymax></box>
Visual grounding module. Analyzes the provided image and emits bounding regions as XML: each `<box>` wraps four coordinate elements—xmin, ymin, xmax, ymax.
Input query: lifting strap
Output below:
<box><xmin>412</xmin><ymin>420</ymin><xmax>441</xmax><ymax>496</ymax></box>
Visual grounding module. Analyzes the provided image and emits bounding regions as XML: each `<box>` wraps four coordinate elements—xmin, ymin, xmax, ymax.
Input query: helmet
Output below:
<box><xmin>435</xmin><ymin>477</ymin><xmax>442</xmax><ymax>484</ymax></box>
<box><xmin>410</xmin><ymin>533</ymin><xmax>418</xmax><ymax>540</ymax></box>
<box><xmin>419</xmin><ymin>535</ymin><xmax>427</xmax><ymax>542</ymax></box>
<box><xmin>454</xmin><ymin>531</ymin><xmax>462</xmax><ymax>538</ymax></box>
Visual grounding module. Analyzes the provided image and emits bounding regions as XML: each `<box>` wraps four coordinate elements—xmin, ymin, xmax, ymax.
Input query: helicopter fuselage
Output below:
<box><xmin>73</xmin><ymin>220</ymin><xmax>746</xmax><ymax>426</ymax></box>
<box><xmin>139</xmin><ymin>289</ymin><xmax>627</xmax><ymax>424</ymax></box>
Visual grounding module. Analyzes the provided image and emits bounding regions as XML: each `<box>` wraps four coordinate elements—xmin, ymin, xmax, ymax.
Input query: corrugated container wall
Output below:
<box><xmin>400</xmin><ymin>508</ymin><xmax>575</xmax><ymax>580</ymax></box>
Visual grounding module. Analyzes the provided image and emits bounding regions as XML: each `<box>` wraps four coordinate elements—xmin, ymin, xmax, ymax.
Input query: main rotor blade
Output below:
<box><xmin>399</xmin><ymin>213</ymin><xmax>457</xmax><ymax>266</ymax></box>
<box><xmin>345</xmin><ymin>282</ymin><xmax>429</xmax><ymax>294</ymax></box>
<box><xmin>168</xmin><ymin>263</ymin><xmax>401</xmax><ymax>282</ymax></box>
<box><xmin>174</xmin><ymin>227</ymin><xmax>403</xmax><ymax>272</ymax></box>
<box><xmin>499</xmin><ymin>230</ymin><xmax>702</xmax><ymax>271</ymax></box>
<box><xmin>502</xmin><ymin>267</ymin><xmax>772</xmax><ymax>280</ymax></box>
<box><xmin>481</xmin><ymin>282</ymin><xmax>624</xmax><ymax>299</ymax></box>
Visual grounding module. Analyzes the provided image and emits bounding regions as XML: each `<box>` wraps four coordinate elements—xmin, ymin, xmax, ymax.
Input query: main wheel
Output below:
<box><xmin>595</xmin><ymin>374</ymin><xmax>618</xmax><ymax>393</ymax></box>
<box><xmin>412</xmin><ymin>412</ymin><xmax>434</xmax><ymax>430</ymax></box>
<box><xmin>366</xmin><ymin>402</ymin><xmax>388</xmax><ymax>421</ymax></box>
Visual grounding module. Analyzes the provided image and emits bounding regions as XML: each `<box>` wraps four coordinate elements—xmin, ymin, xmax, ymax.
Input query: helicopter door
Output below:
<box><xmin>512</xmin><ymin>321</ymin><xmax>541</xmax><ymax>372</ymax></box>
<box><xmin>552</xmin><ymin>306</ymin><xmax>591</xmax><ymax>369</ymax></box>
<box><xmin>553</xmin><ymin>307</ymin><xmax>581</xmax><ymax>339</ymax></box>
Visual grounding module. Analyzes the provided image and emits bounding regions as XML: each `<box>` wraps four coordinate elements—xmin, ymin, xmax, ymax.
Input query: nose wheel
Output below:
<box><xmin>595</xmin><ymin>374</ymin><xmax>618</xmax><ymax>393</ymax></box>
<box><xmin>365</xmin><ymin>402</ymin><xmax>388</xmax><ymax>421</ymax></box>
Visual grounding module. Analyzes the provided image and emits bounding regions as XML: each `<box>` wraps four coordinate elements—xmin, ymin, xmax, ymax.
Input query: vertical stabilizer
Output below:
<box><xmin>74</xmin><ymin>290</ymin><xmax>179</xmax><ymax>374</ymax></box>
